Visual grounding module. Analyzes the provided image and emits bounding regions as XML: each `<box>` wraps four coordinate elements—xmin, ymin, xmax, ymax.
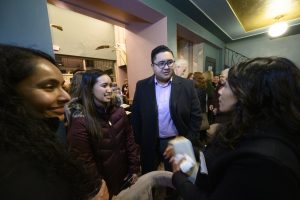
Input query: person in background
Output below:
<box><xmin>213</xmin><ymin>68</ymin><xmax>231</xmax><ymax>123</ymax></box>
<box><xmin>69</xmin><ymin>69</ymin><xmax>85</xmax><ymax>98</ymax></box>
<box><xmin>212</xmin><ymin>74</ymin><xmax>220</xmax><ymax>89</ymax></box>
<box><xmin>66</xmin><ymin>69</ymin><xmax>140</xmax><ymax>199</ymax></box>
<box><xmin>203</xmin><ymin>71</ymin><xmax>216</xmax><ymax>124</ymax></box>
<box><xmin>131</xmin><ymin>45</ymin><xmax>201</xmax><ymax>175</ymax></box>
<box><xmin>174</xmin><ymin>58</ymin><xmax>188</xmax><ymax>78</ymax></box>
<box><xmin>193</xmin><ymin>72</ymin><xmax>209</xmax><ymax>145</ymax></box>
<box><xmin>65</xmin><ymin>70</ymin><xmax>85</xmax><ymax>128</ymax></box>
<box><xmin>122</xmin><ymin>79</ymin><xmax>129</xmax><ymax>98</ymax></box>
<box><xmin>187</xmin><ymin>72</ymin><xmax>194</xmax><ymax>80</ymax></box>
<box><xmin>0</xmin><ymin>44</ymin><xmax>96</xmax><ymax>200</ymax></box>
<box><xmin>171</xmin><ymin>57</ymin><xmax>300</xmax><ymax>200</ymax></box>
<box><xmin>219</xmin><ymin>68</ymin><xmax>229</xmax><ymax>86</ymax></box>
<box><xmin>111</xmin><ymin>82</ymin><xmax>123</xmax><ymax>106</ymax></box>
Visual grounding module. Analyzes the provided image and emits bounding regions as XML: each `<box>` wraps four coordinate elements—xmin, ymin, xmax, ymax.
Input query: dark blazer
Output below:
<box><xmin>131</xmin><ymin>75</ymin><xmax>201</xmax><ymax>173</ymax></box>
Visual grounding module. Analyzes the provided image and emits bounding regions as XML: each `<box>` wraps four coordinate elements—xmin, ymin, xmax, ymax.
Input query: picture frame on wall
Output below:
<box><xmin>205</xmin><ymin>56</ymin><xmax>216</xmax><ymax>75</ymax></box>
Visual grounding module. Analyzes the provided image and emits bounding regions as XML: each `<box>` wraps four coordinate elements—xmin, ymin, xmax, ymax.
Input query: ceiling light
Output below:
<box><xmin>266</xmin><ymin>0</ymin><xmax>292</xmax><ymax>19</ymax></box>
<box><xmin>268</xmin><ymin>21</ymin><xmax>288</xmax><ymax>37</ymax></box>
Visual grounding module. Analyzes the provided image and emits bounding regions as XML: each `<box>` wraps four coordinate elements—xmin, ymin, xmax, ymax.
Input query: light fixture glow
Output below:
<box><xmin>268</xmin><ymin>21</ymin><xmax>288</xmax><ymax>37</ymax></box>
<box><xmin>266</xmin><ymin>0</ymin><xmax>292</xmax><ymax>19</ymax></box>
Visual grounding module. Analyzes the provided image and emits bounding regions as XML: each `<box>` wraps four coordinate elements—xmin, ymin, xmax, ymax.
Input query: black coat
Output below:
<box><xmin>0</xmin><ymin>152</ymin><xmax>73</xmax><ymax>200</ymax></box>
<box><xmin>131</xmin><ymin>75</ymin><xmax>201</xmax><ymax>173</ymax></box>
<box><xmin>195</xmin><ymin>87</ymin><xmax>207</xmax><ymax>113</ymax></box>
<box><xmin>172</xmin><ymin>125</ymin><xmax>300</xmax><ymax>200</ymax></box>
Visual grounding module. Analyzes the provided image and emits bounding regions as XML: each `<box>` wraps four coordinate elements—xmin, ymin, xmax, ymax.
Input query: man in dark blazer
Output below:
<box><xmin>131</xmin><ymin>45</ymin><xmax>201</xmax><ymax>174</ymax></box>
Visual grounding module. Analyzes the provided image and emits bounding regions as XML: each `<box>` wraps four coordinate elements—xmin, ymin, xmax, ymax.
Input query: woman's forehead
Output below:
<box><xmin>96</xmin><ymin>74</ymin><xmax>111</xmax><ymax>83</ymax></box>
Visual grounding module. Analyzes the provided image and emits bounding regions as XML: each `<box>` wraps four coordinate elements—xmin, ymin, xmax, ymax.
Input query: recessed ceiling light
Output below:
<box><xmin>268</xmin><ymin>21</ymin><xmax>288</xmax><ymax>37</ymax></box>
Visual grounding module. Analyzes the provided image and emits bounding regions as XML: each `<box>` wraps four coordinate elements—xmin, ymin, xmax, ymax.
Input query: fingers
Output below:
<box><xmin>131</xmin><ymin>173</ymin><xmax>138</xmax><ymax>184</ymax></box>
<box><xmin>163</xmin><ymin>144</ymin><xmax>174</xmax><ymax>159</ymax></box>
<box><xmin>170</xmin><ymin>154</ymin><xmax>186</xmax><ymax>173</ymax></box>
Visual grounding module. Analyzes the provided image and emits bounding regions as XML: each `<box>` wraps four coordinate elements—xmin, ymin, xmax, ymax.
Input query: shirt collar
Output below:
<box><xmin>154</xmin><ymin>76</ymin><xmax>172</xmax><ymax>87</ymax></box>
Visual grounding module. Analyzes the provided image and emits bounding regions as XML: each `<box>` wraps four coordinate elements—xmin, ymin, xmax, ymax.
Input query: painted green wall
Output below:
<box><xmin>226</xmin><ymin>34</ymin><xmax>300</xmax><ymax>67</ymax></box>
<box><xmin>140</xmin><ymin>0</ymin><xmax>225</xmax><ymax>72</ymax></box>
<box><xmin>0</xmin><ymin>0</ymin><xmax>53</xmax><ymax>56</ymax></box>
<box><xmin>203</xmin><ymin>43</ymin><xmax>222</xmax><ymax>74</ymax></box>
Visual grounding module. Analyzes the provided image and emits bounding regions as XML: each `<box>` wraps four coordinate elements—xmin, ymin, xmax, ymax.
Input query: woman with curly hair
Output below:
<box><xmin>0</xmin><ymin>44</ymin><xmax>97</xmax><ymax>200</ymax></box>
<box><xmin>66</xmin><ymin>69</ymin><xmax>140</xmax><ymax>199</ymax></box>
<box><xmin>171</xmin><ymin>57</ymin><xmax>300</xmax><ymax>200</ymax></box>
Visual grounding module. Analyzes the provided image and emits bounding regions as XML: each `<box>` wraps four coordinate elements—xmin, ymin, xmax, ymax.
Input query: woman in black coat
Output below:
<box><xmin>0</xmin><ymin>44</ymin><xmax>97</xmax><ymax>200</ymax></box>
<box><xmin>171</xmin><ymin>57</ymin><xmax>300</xmax><ymax>200</ymax></box>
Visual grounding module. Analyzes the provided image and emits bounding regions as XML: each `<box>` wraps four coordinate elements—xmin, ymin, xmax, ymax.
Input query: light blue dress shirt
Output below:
<box><xmin>154</xmin><ymin>77</ymin><xmax>178</xmax><ymax>138</ymax></box>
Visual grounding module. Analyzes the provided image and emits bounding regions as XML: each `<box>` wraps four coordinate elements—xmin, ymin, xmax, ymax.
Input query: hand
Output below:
<box><xmin>131</xmin><ymin>173</ymin><xmax>138</xmax><ymax>184</ymax></box>
<box><xmin>213</xmin><ymin>108</ymin><xmax>218</xmax><ymax>115</ymax></box>
<box><xmin>170</xmin><ymin>154</ymin><xmax>185</xmax><ymax>173</ymax></box>
<box><xmin>209</xmin><ymin>105</ymin><xmax>214</xmax><ymax>111</ymax></box>
<box><xmin>92</xmin><ymin>179</ymin><xmax>109</xmax><ymax>200</ymax></box>
<box><xmin>163</xmin><ymin>144</ymin><xmax>174</xmax><ymax>159</ymax></box>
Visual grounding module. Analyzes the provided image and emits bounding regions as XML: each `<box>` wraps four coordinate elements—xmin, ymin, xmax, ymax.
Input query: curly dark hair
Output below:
<box><xmin>216</xmin><ymin>57</ymin><xmax>300</xmax><ymax>147</ymax></box>
<box><xmin>0</xmin><ymin>44</ymin><xmax>98</xmax><ymax>199</ymax></box>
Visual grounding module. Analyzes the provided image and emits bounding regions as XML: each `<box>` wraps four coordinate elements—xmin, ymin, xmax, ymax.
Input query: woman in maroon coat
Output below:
<box><xmin>66</xmin><ymin>70</ymin><xmax>140</xmax><ymax>198</ymax></box>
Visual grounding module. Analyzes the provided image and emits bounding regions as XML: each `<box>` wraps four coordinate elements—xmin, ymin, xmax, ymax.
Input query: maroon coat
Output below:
<box><xmin>67</xmin><ymin>103</ymin><xmax>140</xmax><ymax>196</ymax></box>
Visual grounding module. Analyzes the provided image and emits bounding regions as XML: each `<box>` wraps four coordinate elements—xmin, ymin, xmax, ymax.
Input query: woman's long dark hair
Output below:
<box><xmin>216</xmin><ymin>57</ymin><xmax>300</xmax><ymax>147</ymax></box>
<box><xmin>0</xmin><ymin>44</ymin><xmax>97</xmax><ymax>199</ymax></box>
<box><xmin>78</xmin><ymin>69</ymin><xmax>105</xmax><ymax>139</ymax></box>
<box><xmin>78</xmin><ymin>69</ymin><xmax>117</xmax><ymax>139</ymax></box>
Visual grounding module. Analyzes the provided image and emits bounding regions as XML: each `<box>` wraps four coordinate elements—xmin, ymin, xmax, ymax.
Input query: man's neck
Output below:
<box><xmin>155</xmin><ymin>76</ymin><xmax>172</xmax><ymax>86</ymax></box>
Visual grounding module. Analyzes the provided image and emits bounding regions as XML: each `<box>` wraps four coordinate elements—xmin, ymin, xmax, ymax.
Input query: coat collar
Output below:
<box><xmin>147</xmin><ymin>74</ymin><xmax>183</xmax><ymax>85</ymax></box>
<box><xmin>146</xmin><ymin>74</ymin><xmax>183</xmax><ymax>110</ymax></box>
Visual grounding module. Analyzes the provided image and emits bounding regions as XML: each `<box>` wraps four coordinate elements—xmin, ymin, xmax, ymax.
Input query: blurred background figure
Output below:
<box><xmin>187</xmin><ymin>72</ymin><xmax>194</xmax><ymax>80</ymax></box>
<box><xmin>219</xmin><ymin>68</ymin><xmax>229</xmax><ymax>86</ymax></box>
<box><xmin>212</xmin><ymin>74</ymin><xmax>220</xmax><ymax>89</ymax></box>
<box><xmin>203</xmin><ymin>71</ymin><xmax>216</xmax><ymax>124</ymax></box>
<box><xmin>193</xmin><ymin>72</ymin><xmax>209</xmax><ymax>146</ymax></box>
<box><xmin>122</xmin><ymin>79</ymin><xmax>129</xmax><ymax>104</ymax></box>
<box><xmin>112</xmin><ymin>82</ymin><xmax>123</xmax><ymax>106</ymax></box>
<box><xmin>174</xmin><ymin>58</ymin><xmax>188</xmax><ymax>78</ymax></box>
<box><xmin>69</xmin><ymin>69</ymin><xmax>85</xmax><ymax>99</ymax></box>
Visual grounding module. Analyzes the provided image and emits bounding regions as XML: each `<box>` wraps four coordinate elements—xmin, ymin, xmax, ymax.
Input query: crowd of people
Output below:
<box><xmin>1</xmin><ymin>43</ymin><xmax>299</xmax><ymax>200</ymax></box>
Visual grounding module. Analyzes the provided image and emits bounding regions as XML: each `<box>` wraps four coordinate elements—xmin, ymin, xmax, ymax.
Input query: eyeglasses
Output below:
<box><xmin>152</xmin><ymin>60</ymin><xmax>175</xmax><ymax>69</ymax></box>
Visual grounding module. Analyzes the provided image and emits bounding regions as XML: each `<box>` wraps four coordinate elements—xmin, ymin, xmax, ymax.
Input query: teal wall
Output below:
<box><xmin>226</xmin><ymin>34</ymin><xmax>300</xmax><ymax>67</ymax></box>
<box><xmin>140</xmin><ymin>0</ymin><xmax>225</xmax><ymax>72</ymax></box>
<box><xmin>0</xmin><ymin>0</ymin><xmax>53</xmax><ymax>56</ymax></box>
<box><xmin>203</xmin><ymin>43</ymin><xmax>222</xmax><ymax>74</ymax></box>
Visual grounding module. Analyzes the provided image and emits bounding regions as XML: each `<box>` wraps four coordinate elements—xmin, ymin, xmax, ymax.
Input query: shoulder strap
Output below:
<box><xmin>240</xmin><ymin>139</ymin><xmax>300</xmax><ymax>181</ymax></box>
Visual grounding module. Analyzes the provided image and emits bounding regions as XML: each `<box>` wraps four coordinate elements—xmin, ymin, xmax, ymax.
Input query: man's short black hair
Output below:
<box><xmin>151</xmin><ymin>45</ymin><xmax>174</xmax><ymax>64</ymax></box>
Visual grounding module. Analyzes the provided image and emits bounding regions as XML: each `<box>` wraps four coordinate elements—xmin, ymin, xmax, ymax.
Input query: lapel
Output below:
<box><xmin>146</xmin><ymin>75</ymin><xmax>157</xmax><ymax>113</ymax></box>
<box><xmin>170</xmin><ymin>75</ymin><xmax>182</xmax><ymax>111</ymax></box>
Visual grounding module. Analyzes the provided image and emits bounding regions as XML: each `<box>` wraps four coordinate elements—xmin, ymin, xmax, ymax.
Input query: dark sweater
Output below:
<box><xmin>172</xmin><ymin>126</ymin><xmax>300</xmax><ymax>200</ymax></box>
